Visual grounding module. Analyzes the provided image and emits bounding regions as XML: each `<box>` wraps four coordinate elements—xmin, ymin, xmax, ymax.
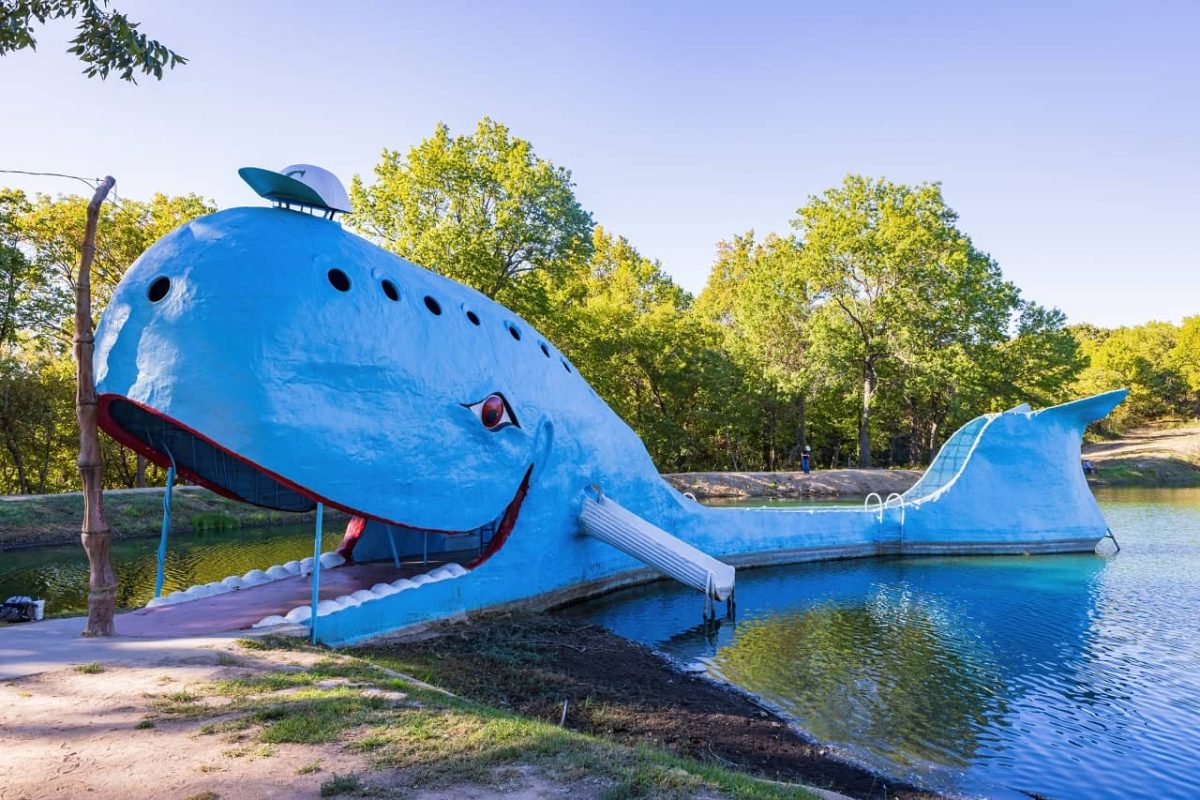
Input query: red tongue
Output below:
<box><xmin>335</xmin><ymin>515</ymin><xmax>368</xmax><ymax>562</ymax></box>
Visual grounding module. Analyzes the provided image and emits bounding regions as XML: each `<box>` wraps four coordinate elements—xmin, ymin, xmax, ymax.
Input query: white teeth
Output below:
<box><xmin>253</xmin><ymin>563</ymin><xmax>474</xmax><ymax>629</ymax></box>
<box><xmin>316</xmin><ymin>599</ymin><xmax>341</xmax><ymax>616</ymax></box>
<box><xmin>242</xmin><ymin>569</ymin><xmax>270</xmax><ymax>586</ymax></box>
<box><xmin>319</xmin><ymin>552</ymin><xmax>346</xmax><ymax>569</ymax></box>
<box><xmin>146</xmin><ymin>551</ymin><xmax>347</xmax><ymax>608</ymax></box>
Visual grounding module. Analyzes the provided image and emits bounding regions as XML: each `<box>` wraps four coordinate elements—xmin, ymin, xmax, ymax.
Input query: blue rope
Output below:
<box><xmin>310</xmin><ymin>503</ymin><xmax>324</xmax><ymax>644</ymax></box>
<box><xmin>153</xmin><ymin>451</ymin><xmax>177</xmax><ymax>599</ymax></box>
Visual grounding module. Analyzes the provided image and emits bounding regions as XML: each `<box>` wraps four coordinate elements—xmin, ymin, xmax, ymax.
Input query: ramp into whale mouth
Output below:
<box><xmin>97</xmin><ymin>394</ymin><xmax>534</xmax><ymax>635</ymax></box>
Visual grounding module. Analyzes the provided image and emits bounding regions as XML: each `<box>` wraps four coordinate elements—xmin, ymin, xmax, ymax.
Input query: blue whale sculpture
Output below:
<box><xmin>94</xmin><ymin>204</ymin><xmax>1127</xmax><ymax>645</ymax></box>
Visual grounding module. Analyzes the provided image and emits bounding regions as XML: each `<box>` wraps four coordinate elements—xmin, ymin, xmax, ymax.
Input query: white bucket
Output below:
<box><xmin>32</xmin><ymin>600</ymin><xmax>45</xmax><ymax>621</ymax></box>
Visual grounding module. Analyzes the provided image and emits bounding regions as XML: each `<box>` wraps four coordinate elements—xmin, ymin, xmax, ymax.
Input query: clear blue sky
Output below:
<box><xmin>2</xmin><ymin>0</ymin><xmax>1196</xmax><ymax>327</ymax></box>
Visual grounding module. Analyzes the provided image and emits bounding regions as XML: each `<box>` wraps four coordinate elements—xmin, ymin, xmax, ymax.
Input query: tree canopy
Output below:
<box><xmin>349</xmin><ymin>118</ymin><xmax>594</xmax><ymax>326</ymax></box>
<box><xmin>0</xmin><ymin>0</ymin><xmax>185</xmax><ymax>80</ymax></box>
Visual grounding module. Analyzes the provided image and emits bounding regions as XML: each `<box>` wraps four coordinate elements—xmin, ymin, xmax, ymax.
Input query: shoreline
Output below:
<box><xmin>2</xmin><ymin>469</ymin><xmax>922</xmax><ymax>551</ymax></box>
<box><xmin>0</xmin><ymin>485</ymin><xmax>349</xmax><ymax>550</ymax></box>
<box><xmin>356</xmin><ymin>611</ymin><xmax>943</xmax><ymax>799</ymax></box>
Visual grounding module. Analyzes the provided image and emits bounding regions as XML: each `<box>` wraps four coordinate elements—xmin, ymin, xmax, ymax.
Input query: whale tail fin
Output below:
<box><xmin>1032</xmin><ymin>388</ymin><xmax>1129</xmax><ymax>432</ymax></box>
<box><xmin>898</xmin><ymin>390</ymin><xmax>1128</xmax><ymax>549</ymax></box>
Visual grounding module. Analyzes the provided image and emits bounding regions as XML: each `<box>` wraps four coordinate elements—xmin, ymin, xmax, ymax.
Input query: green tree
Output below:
<box><xmin>0</xmin><ymin>0</ymin><xmax>185</xmax><ymax>80</ymax></box>
<box><xmin>698</xmin><ymin>232</ymin><xmax>820</xmax><ymax>467</ymax></box>
<box><xmin>0</xmin><ymin>188</ymin><xmax>212</xmax><ymax>493</ymax></box>
<box><xmin>553</xmin><ymin>227</ymin><xmax>743</xmax><ymax>470</ymax></box>
<box><xmin>14</xmin><ymin>191</ymin><xmax>214</xmax><ymax>352</ymax></box>
<box><xmin>1169</xmin><ymin>315</ymin><xmax>1200</xmax><ymax>416</ymax></box>
<box><xmin>1075</xmin><ymin>321</ymin><xmax>1188</xmax><ymax>428</ymax></box>
<box><xmin>349</xmin><ymin>118</ymin><xmax>594</xmax><ymax>326</ymax></box>
<box><xmin>792</xmin><ymin>176</ymin><xmax>1017</xmax><ymax>467</ymax></box>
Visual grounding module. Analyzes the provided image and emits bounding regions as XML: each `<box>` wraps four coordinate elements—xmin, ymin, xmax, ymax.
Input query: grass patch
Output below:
<box><xmin>319</xmin><ymin>774</ymin><xmax>361</xmax><ymax>797</ymax></box>
<box><xmin>0</xmin><ymin>486</ymin><xmax>348</xmax><ymax>548</ymax></box>
<box><xmin>185</xmin><ymin>792</ymin><xmax>220</xmax><ymax>800</ymax></box>
<box><xmin>73</xmin><ymin>662</ymin><xmax>104</xmax><ymax>674</ymax></box>
<box><xmin>190</xmin><ymin>511</ymin><xmax>239</xmax><ymax>531</ymax></box>
<box><xmin>134</xmin><ymin>719</ymin><xmax>156</xmax><ymax>729</ymax></box>
<box><xmin>296</xmin><ymin>760</ymin><xmax>323</xmax><ymax>775</ymax></box>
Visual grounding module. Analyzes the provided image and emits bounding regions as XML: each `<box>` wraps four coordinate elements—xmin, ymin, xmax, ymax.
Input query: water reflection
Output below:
<box><xmin>566</xmin><ymin>489</ymin><xmax>1200</xmax><ymax>799</ymax></box>
<box><xmin>0</xmin><ymin>523</ymin><xmax>343</xmax><ymax>615</ymax></box>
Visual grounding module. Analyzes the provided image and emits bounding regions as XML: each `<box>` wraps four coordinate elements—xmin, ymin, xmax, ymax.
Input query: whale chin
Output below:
<box><xmin>96</xmin><ymin>394</ymin><xmax>532</xmax><ymax>568</ymax></box>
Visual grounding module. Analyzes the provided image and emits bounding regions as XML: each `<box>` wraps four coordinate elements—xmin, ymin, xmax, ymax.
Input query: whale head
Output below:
<box><xmin>93</xmin><ymin>206</ymin><xmax>631</xmax><ymax>559</ymax></box>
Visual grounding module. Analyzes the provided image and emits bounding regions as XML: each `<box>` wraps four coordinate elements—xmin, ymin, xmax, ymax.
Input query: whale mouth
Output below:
<box><xmin>97</xmin><ymin>394</ymin><xmax>530</xmax><ymax>570</ymax></box>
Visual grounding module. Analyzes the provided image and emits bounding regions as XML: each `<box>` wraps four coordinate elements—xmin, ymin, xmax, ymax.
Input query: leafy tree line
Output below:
<box><xmin>0</xmin><ymin>117</ymin><xmax>1188</xmax><ymax>493</ymax></box>
<box><xmin>0</xmin><ymin>188</ymin><xmax>213</xmax><ymax>493</ymax></box>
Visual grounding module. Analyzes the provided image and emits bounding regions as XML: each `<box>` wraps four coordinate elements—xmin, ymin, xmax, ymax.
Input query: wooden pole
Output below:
<box><xmin>75</xmin><ymin>175</ymin><xmax>117</xmax><ymax>637</ymax></box>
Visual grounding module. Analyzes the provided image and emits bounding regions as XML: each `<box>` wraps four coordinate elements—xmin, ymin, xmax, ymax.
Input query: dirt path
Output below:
<box><xmin>663</xmin><ymin>469</ymin><xmax>921</xmax><ymax>499</ymax></box>
<box><xmin>0</xmin><ymin>642</ymin><xmax>368</xmax><ymax>800</ymax></box>
<box><xmin>1083</xmin><ymin>423</ymin><xmax>1200</xmax><ymax>486</ymax></box>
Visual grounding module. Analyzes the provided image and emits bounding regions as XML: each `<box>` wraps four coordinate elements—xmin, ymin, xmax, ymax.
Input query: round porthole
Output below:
<box><xmin>424</xmin><ymin>296</ymin><xmax>442</xmax><ymax>315</ymax></box>
<box><xmin>507</xmin><ymin>323</ymin><xmax>521</xmax><ymax>341</ymax></box>
<box><xmin>381</xmin><ymin>279</ymin><xmax>399</xmax><ymax>301</ymax></box>
<box><xmin>466</xmin><ymin>310</ymin><xmax>481</xmax><ymax>326</ymax></box>
<box><xmin>327</xmin><ymin>269</ymin><xmax>350</xmax><ymax>292</ymax></box>
<box><xmin>147</xmin><ymin>276</ymin><xmax>170</xmax><ymax>303</ymax></box>
<box><xmin>561</xmin><ymin>358</ymin><xmax>572</xmax><ymax>373</ymax></box>
<box><xmin>539</xmin><ymin>343</ymin><xmax>550</xmax><ymax>357</ymax></box>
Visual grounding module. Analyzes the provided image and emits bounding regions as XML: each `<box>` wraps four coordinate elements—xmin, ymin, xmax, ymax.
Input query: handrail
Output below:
<box><xmin>864</xmin><ymin>492</ymin><xmax>884</xmax><ymax>523</ymax></box>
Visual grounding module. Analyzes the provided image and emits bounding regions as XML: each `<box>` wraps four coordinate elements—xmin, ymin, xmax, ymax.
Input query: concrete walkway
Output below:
<box><xmin>0</xmin><ymin>616</ymin><xmax>251</xmax><ymax>682</ymax></box>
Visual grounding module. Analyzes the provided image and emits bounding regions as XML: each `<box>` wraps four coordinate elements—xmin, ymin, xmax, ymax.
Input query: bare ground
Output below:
<box><xmin>1083</xmin><ymin>422</ymin><xmax>1200</xmax><ymax>486</ymax></box>
<box><xmin>0</xmin><ymin>643</ymin><xmax>369</xmax><ymax>800</ymax></box>
<box><xmin>663</xmin><ymin>469</ymin><xmax>921</xmax><ymax>500</ymax></box>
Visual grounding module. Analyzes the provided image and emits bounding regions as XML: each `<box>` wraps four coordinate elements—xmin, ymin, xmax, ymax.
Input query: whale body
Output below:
<box><xmin>94</xmin><ymin>206</ymin><xmax>1127</xmax><ymax>645</ymax></box>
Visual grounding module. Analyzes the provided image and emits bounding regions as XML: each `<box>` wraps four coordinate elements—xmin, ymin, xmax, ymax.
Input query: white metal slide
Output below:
<box><xmin>580</xmin><ymin>493</ymin><xmax>735</xmax><ymax>601</ymax></box>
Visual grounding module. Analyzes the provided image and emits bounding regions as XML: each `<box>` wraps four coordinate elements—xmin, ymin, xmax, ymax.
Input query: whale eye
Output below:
<box><xmin>467</xmin><ymin>393</ymin><xmax>518</xmax><ymax>431</ymax></box>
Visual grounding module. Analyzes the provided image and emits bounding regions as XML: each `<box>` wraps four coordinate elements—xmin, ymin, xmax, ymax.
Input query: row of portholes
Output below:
<box><xmin>145</xmin><ymin>268</ymin><xmax>575</xmax><ymax>375</ymax></box>
<box><xmin>327</xmin><ymin>268</ymin><xmax>573</xmax><ymax>373</ymax></box>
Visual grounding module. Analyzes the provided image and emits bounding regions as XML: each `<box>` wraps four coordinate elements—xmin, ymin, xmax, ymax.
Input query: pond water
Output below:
<box><xmin>563</xmin><ymin>488</ymin><xmax>1200</xmax><ymax>800</ymax></box>
<box><xmin>0</xmin><ymin>522</ymin><xmax>343</xmax><ymax>616</ymax></box>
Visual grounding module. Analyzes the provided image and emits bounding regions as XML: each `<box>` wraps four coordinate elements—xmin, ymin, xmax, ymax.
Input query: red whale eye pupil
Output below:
<box><xmin>481</xmin><ymin>395</ymin><xmax>506</xmax><ymax>429</ymax></box>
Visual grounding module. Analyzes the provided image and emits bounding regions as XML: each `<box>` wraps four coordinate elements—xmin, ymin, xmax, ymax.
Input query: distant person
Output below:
<box><xmin>801</xmin><ymin>446</ymin><xmax>812</xmax><ymax>475</ymax></box>
<box><xmin>1082</xmin><ymin>459</ymin><xmax>1095</xmax><ymax>475</ymax></box>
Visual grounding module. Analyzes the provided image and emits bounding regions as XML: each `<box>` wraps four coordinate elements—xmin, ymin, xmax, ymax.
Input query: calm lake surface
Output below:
<box><xmin>564</xmin><ymin>488</ymin><xmax>1200</xmax><ymax>800</ymax></box>
<box><xmin>0</xmin><ymin>522</ymin><xmax>343</xmax><ymax>615</ymax></box>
